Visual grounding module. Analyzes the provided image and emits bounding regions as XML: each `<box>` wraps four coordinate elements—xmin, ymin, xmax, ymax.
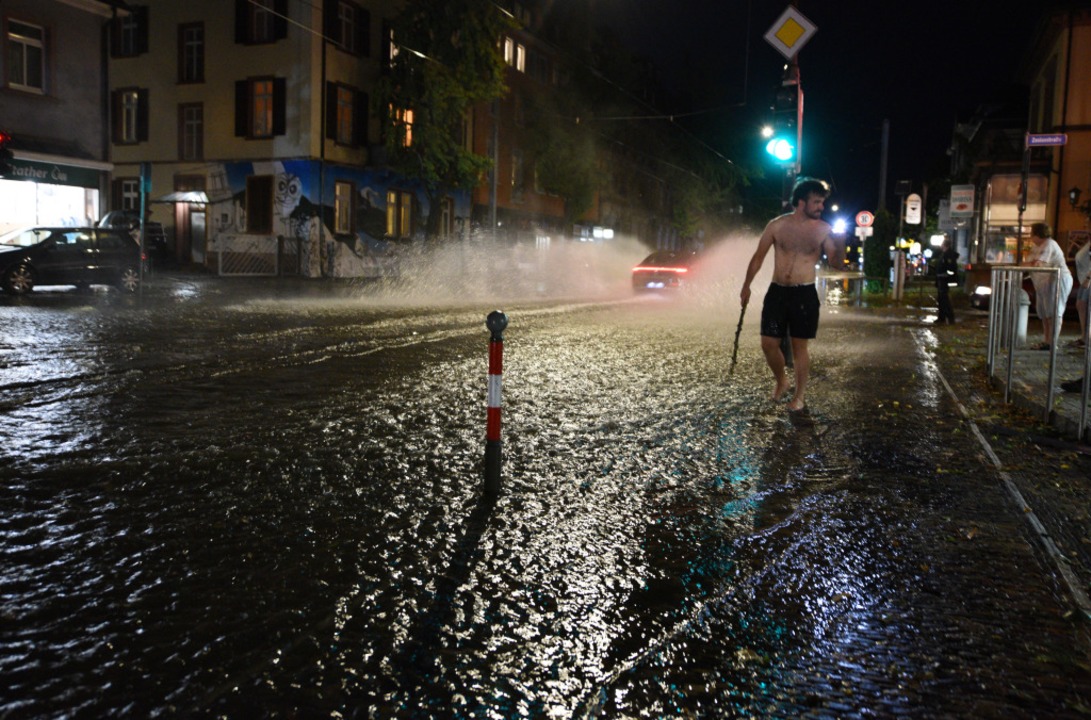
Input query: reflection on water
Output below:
<box><xmin>2</xmin><ymin>271</ymin><xmax>1082</xmax><ymax>717</ymax></box>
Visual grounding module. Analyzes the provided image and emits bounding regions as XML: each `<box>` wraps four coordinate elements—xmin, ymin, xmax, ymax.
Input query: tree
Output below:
<box><xmin>523</xmin><ymin>91</ymin><xmax>597</xmax><ymax>224</ymax></box>
<box><xmin>376</xmin><ymin>0</ymin><xmax>515</xmax><ymax>239</ymax></box>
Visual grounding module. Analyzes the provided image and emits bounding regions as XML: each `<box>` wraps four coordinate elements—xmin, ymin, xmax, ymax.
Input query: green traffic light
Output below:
<box><xmin>765</xmin><ymin>137</ymin><xmax>795</xmax><ymax>162</ymax></box>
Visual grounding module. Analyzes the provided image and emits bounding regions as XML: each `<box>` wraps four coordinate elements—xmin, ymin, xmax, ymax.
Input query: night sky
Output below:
<box><xmin>590</xmin><ymin>0</ymin><xmax>1050</xmax><ymax>221</ymax></box>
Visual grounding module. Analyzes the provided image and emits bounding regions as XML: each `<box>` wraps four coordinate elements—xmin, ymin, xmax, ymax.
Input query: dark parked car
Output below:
<box><xmin>0</xmin><ymin>226</ymin><xmax>144</xmax><ymax>295</ymax></box>
<box><xmin>632</xmin><ymin>250</ymin><xmax>698</xmax><ymax>292</ymax></box>
<box><xmin>97</xmin><ymin>210</ymin><xmax>171</xmax><ymax>267</ymax></box>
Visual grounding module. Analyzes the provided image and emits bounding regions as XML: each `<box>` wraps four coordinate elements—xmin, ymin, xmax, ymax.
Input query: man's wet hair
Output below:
<box><xmin>791</xmin><ymin>177</ymin><xmax>830</xmax><ymax>206</ymax></box>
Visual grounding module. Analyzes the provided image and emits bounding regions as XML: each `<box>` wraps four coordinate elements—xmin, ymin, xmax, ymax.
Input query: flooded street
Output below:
<box><xmin>3</xmin><ymin>272</ymin><xmax>1091</xmax><ymax>718</ymax></box>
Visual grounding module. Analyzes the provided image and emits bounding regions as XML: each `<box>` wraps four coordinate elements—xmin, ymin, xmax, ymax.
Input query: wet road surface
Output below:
<box><xmin>2</xmin><ymin>278</ymin><xmax>1091</xmax><ymax>718</ymax></box>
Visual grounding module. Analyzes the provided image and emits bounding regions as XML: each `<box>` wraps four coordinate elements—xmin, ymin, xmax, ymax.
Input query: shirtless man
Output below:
<box><xmin>740</xmin><ymin>177</ymin><xmax>844</xmax><ymax>412</ymax></box>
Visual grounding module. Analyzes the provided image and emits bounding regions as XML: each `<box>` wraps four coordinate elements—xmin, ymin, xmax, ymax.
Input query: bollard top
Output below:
<box><xmin>486</xmin><ymin>310</ymin><xmax>508</xmax><ymax>339</ymax></box>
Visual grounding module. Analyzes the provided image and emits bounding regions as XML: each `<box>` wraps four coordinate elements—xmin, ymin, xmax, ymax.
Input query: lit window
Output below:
<box><xmin>335</xmin><ymin>181</ymin><xmax>354</xmax><ymax>233</ymax></box>
<box><xmin>120</xmin><ymin>179</ymin><xmax>140</xmax><ymax>211</ymax></box>
<box><xmin>252</xmin><ymin>80</ymin><xmax>274</xmax><ymax>138</ymax></box>
<box><xmin>7</xmin><ymin>20</ymin><xmax>45</xmax><ymax>92</ymax></box>
<box><xmin>515</xmin><ymin>43</ymin><xmax>525</xmax><ymax>72</ymax></box>
<box><xmin>235</xmin><ymin>78</ymin><xmax>285</xmax><ymax>139</ymax></box>
<box><xmin>121</xmin><ymin>90</ymin><xmax>140</xmax><ymax>143</ymax></box>
<box><xmin>391</xmin><ymin>106</ymin><xmax>414</xmax><ymax>147</ymax></box>
<box><xmin>386</xmin><ymin>189</ymin><xmax>413</xmax><ymax>238</ymax></box>
<box><xmin>337</xmin><ymin>87</ymin><xmax>354</xmax><ymax>145</ymax></box>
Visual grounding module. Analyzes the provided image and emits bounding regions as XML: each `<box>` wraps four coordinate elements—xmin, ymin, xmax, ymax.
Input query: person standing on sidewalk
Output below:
<box><xmin>1072</xmin><ymin>232</ymin><xmax>1090</xmax><ymax>348</ymax></box>
<box><xmin>1026</xmin><ymin>222</ymin><xmax>1072</xmax><ymax>351</ymax></box>
<box><xmin>934</xmin><ymin>238</ymin><xmax>958</xmax><ymax>324</ymax></box>
<box><xmin>740</xmin><ymin>177</ymin><xmax>844</xmax><ymax>412</ymax></box>
<box><xmin>1060</xmin><ymin>224</ymin><xmax>1090</xmax><ymax>393</ymax></box>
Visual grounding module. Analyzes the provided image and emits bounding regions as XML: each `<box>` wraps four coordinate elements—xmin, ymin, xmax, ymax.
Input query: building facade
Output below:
<box><xmin>106</xmin><ymin>0</ymin><xmax>460</xmax><ymax>278</ymax></box>
<box><xmin>1023</xmin><ymin>5</ymin><xmax>1091</xmax><ymax>255</ymax></box>
<box><xmin>0</xmin><ymin>0</ymin><xmax>129</xmax><ymax>235</ymax></box>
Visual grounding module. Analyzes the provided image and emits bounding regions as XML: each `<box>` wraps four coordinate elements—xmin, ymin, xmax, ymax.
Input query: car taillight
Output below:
<box><xmin>632</xmin><ymin>265</ymin><xmax>688</xmax><ymax>273</ymax></box>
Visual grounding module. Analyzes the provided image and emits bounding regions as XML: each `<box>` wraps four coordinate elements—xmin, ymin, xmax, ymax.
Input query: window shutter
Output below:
<box><xmin>110</xmin><ymin>16</ymin><xmax>122</xmax><ymax>56</ymax></box>
<box><xmin>110</xmin><ymin>90</ymin><xmax>121</xmax><ymax>142</ymax></box>
<box><xmin>235</xmin><ymin>81</ymin><xmax>248</xmax><ymax>136</ymax></box>
<box><xmin>136</xmin><ymin>89</ymin><xmax>149</xmax><ymax>142</ymax></box>
<box><xmin>272</xmin><ymin>78</ymin><xmax>287</xmax><ymax>136</ymax></box>
<box><xmin>356</xmin><ymin>9</ymin><xmax>370</xmax><ymax>56</ymax></box>
<box><xmin>274</xmin><ymin>0</ymin><xmax>288</xmax><ymax>40</ymax></box>
<box><xmin>325</xmin><ymin>82</ymin><xmax>337</xmax><ymax>140</ymax></box>
<box><xmin>353</xmin><ymin>91</ymin><xmax>368</xmax><ymax>146</ymax></box>
<box><xmin>234</xmin><ymin>0</ymin><xmax>248</xmax><ymax>43</ymax></box>
<box><xmin>135</xmin><ymin>7</ymin><xmax>150</xmax><ymax>55</ymax></box>
<box><xmin>323</xmin><ymin>0</ymin><xmax>337</xmax><ymax>42</ymax></box>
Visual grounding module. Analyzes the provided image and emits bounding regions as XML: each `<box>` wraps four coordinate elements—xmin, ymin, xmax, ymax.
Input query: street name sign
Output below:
<box><xmin>1025</xmin><ymin>133</ymin><xmax>1067</xmax><ymax>147</ymax></box>
<box><xmin>764</xmin><ymin>6</ymin><xmax>817</xmax><ymax>60</ymax></box>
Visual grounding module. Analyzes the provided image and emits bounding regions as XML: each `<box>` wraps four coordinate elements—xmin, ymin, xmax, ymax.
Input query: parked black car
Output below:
<box><xmin>97</xmin><ymin>210</ymin><xmax>172</xmax><ymax>267</ymax></box>
<box><xmin>0</xmin><ymin>226</ymin><xmax>143</xmax><ymax>295</ymax></box>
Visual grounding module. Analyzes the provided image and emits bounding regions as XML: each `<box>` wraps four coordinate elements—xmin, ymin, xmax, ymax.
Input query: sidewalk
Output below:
<box><xmin>988</xmin><ymin>319</ymin><xmax>1091</xmax><ymax>439</ymax></box>
<box><xmin>923</xmin><ymin>301</ymin><xmax>1091</xmax><ymax>619</ymax></box>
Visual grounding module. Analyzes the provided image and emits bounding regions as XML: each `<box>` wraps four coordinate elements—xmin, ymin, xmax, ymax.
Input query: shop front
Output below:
<box><xmin>0</xmin><ymin>152</ymin><xmax>111</xmax><ymax>235</ymax></box>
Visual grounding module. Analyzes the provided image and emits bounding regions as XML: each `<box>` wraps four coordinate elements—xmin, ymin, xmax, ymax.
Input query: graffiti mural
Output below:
<box><xmin>206</xmin><ymin>159</ymin><xmax>471</xmax><ymax>278</ymax></box>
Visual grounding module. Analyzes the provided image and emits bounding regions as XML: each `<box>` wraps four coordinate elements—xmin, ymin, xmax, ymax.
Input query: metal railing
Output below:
<box><xmin>986</xmin><ymin>265</ymin><xmax>1091</xmax><ymax>439</ymax></box>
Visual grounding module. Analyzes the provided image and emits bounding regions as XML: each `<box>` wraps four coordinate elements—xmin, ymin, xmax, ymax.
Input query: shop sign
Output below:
<box><xmin>2</xmin><ymin>158</ymin><xmax>102</xmax><ymax>188</ymax></box>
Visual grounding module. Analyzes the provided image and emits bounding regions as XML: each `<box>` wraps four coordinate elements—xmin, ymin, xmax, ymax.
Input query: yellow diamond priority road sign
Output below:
<box><xmin>764</xmin><ymin>6</ymin><xmax>818</xmax><ymax>61</ymax></box>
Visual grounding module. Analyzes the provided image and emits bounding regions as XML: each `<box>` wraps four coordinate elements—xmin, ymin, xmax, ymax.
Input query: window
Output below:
<box><xmin>438</xmin><ymin>197</ymin><xmax>454</xmax><ymax>237</ymax></box>
<box><xmin>7</xmin><ymin>19</ymin><xmax>46</xmax><ymax>92</ymax></box>
<box><xmin>514</xmin><ymin>91</ymin><xmax>525</xmax><ymax>127</ymax></box>
<box><xmin>246</xmin><ymin>175</ymin><xmax>274</xmax><ymax>234</ymax></box>
<box><xmin>528</xmin><ymin>50</ymin><xmax>550</xmax><ymax>84</ymax></box>
<box><xmin>511</xmin><ymin>149</ymin><xmax>525</xmax><ymax>201</ymax></box>
<box><xmin>235</xmin><ymin>0</ymin><xmax>288</xmax><ymax>45</ymax></box>
<box><xmin>325</xmin><ymin>0</ymin><xmax>369</xmax><ymax>56</ymax></box>
<box><xmin>112</xmin><ymin>6</ymin><xmax>148</xmax><ymax>58</ymax></box>
<box><xmin>386</xmin><ymin>190</ymin><xmax>413</xmax><ymax>239</ymax></box>
<box><xmin>502</xmin><ymin>37</ymin><xmax>525</xmax><ymax>72</ymax></box>
<box><xmin>384</xmin><ymin>22</ymin><xmax>398</xmax><ymax>69</ymax></box>
<box><xmin>179</xmin><ymin>23</ymin><xmax>204</xmax><ymax>83</ymax></box>
<box><xmin>179</xmin><ymin>103</ymin><xmax>203</xmax><ymax>160</ymax></box>
<box><xmin>326</xmin><ymin>83</ymin><xmax>367</xmax><ymax>146</ymax></box>
<box><xmin>112</xmin><ymin>88</ymin><xmax>149</xmax><ymax>144</ymax></box>
<box><xmin>334</xmin><ymin>181</ymin><xmax>355</xmax><ymax>233</ymax></box>
<box><xmin>235</xmin><ymin>78</ymin><xmax>286</xmax><ymax>139</ymax></box>
<box><xmin>390</xmin><ymin>107</ymin><xmax>414</xmax><ymax>147</ymax></box>
<box><xmin>113</xmin><ymin>178</ymin><xmax>140</xmax><ymax>211</ymax></box>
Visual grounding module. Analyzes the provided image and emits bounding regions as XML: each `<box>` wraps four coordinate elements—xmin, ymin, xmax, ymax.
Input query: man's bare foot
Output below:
<box><xmin>787</xmin><ymin>397</ymin><xmax>806</xmax><ymax>412</ymax></box>
<box><xmin>772</xmin><ymin>377</ymin><xmax>790</xmax><ymax>402</ymax></box>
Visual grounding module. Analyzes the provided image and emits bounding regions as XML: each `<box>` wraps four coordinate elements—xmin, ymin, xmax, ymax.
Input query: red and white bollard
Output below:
<box><xmin>484</xmin><ymin>311</ymin><xmax>508</xmax><ymax>496</ymax></box>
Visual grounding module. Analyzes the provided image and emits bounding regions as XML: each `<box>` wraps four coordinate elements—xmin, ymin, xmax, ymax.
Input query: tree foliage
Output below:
<box><xmin>376</xmin><ymin>0</ymin><xmax>515</xmax><ymax>237</ymax></box>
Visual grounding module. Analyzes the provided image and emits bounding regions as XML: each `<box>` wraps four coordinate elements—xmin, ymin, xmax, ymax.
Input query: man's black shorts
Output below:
<box><xmin>760</xmin><ymin>282</ymin><xmax>820</xmax><ymax>339</ymax></box>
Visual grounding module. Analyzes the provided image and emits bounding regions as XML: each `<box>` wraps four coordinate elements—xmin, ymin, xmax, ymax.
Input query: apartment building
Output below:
<box><xmin>1022</xmin><ymin>5</ymin><xmax>1091</xmax><ymax>253</ymax></box>
<box><xmin>107</xmin><ymin>0</ymin><xmax>451</xmax><ymax>277</ymax></box>
<box><xmin>0</xmin><ymin>0</ymin><xmax>130</xmax><ymax>234</ymax></box>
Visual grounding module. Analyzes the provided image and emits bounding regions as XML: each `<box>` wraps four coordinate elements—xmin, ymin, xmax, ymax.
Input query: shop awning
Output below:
<box><xmin>153</xmin><ymin>191</ymin><xmax>209</xmax><ymax>204</ymax></box>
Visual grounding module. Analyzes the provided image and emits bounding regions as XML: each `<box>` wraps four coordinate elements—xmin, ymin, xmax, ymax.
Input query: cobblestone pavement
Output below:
<box><xmin>924</xmin><ymin>303</ymin><xmax>1091</xmax><ymax>620</ymax></box>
